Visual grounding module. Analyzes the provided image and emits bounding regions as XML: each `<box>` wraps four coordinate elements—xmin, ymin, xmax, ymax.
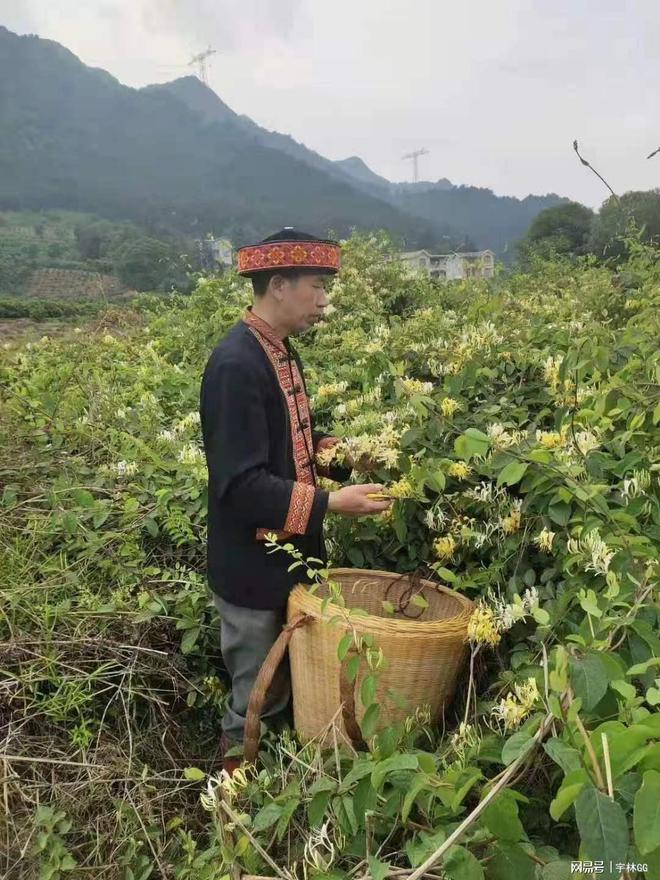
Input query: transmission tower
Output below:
<box><xmin>402</xmin><ymin>148</ymin><xmax>429</xmax><ymax>183</ymax></box>
<box><xmin>188</xmin><ymin>47</ymin><xmax>217</xmax><ymax>85</ymax></box>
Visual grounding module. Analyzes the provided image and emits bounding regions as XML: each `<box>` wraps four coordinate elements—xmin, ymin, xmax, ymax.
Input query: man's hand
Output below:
<box><xmin>316</xmin><ymin>437</ymin><xmax>376</xmax><ymax>473</ymax></box>
<box><xmin>327</xmin><ymin>484</ymin><xmax>393</xmax><ymax>517</ymax></box>
<box><xmin>345</xmin><ymin>451</ymin><xmax>377</xmax><ymax>473</ymax></box>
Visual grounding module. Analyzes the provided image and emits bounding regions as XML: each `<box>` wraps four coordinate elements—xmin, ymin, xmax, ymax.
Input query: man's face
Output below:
<box><xmin>280</xmin><ymin>272</ymin><xmax>331</xmax><ymax>333</ymax></box>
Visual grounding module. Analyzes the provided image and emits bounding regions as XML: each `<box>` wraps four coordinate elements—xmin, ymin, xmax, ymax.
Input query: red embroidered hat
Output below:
<box><xmin>236</xmin><ymin>227</ymin><xmax>341</xmax><ymax>277</ymax></box>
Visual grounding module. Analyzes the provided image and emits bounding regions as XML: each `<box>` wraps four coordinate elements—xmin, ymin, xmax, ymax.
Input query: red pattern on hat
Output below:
<box><xmin>237</xmin><ymin>240</ymin><xmax>341</xmax><ymax>275</ymax></box>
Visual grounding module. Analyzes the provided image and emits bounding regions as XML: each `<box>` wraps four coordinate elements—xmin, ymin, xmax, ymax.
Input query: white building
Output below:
<box><xmin>398</xmin><ymin>249</ymin><xmax>495</xmax><ymax>280</ymax></box>
<box><xmin>197</xmin><ymin>237</ymin><xmax>233</xmax><ymax>271</ymax></box>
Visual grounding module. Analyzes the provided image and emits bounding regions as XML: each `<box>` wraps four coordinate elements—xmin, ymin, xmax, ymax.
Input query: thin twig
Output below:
<box><xmin>403</xmin><ymin>711</ymin><xmax>557</xmax><ymax>880</ymax></box>
<box><xmin>572</xmin><ymin>140</ymin><xmax>619</xmax><ymax>201</ymax></box>
<box><xmin>217</xmin><ymin>798</ymin><xmax>292</xmax><ymax>880</ymax></box>
<box><xmin>601</xmin><ymin>733</ymin><xmax>614</xmax><ymax>799</ymax></box>
<box><xmin>571</xmin><ymin>696</ymin><xmax>606</xmax><ymax>792</ymax></box>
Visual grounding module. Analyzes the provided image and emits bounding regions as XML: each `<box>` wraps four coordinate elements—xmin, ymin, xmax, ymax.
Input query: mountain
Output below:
<box><xmin>0</xmin><ymin>26</ymin><xmax>565</xmax><ymax>255</ymax></box>
<box><xmin>334</xmin><ymin>156</ymin><xmax>393</xmax><ymax>189</ymax></box>
<box><xmin>145</xmin><ymin>77</ymin><xmax>567</xmax><ymax>257</ymax></box>
<box><xmin>0</xmin><ymin>27</ymin><xmax>449</xmax><ymax>250</ymax></box>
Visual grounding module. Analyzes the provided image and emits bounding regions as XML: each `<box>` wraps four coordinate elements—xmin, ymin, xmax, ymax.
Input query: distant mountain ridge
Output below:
<box><xmin>0</xmin><ymin>26</ymin><xmax>565</xmax><ymax>255</ymax></box>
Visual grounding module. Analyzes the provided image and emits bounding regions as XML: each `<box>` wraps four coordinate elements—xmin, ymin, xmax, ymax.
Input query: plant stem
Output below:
<box><xmin>403</xmin><ymin>710</ymin><xmax>556</xmax><ymax>880</ymax></box>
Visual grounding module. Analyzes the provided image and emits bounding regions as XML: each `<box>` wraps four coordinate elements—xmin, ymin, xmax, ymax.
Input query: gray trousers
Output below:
<box><xmin>212</xmin><ymin>593</ymin><xmax>292</xmax><ymax>744</ymax></box>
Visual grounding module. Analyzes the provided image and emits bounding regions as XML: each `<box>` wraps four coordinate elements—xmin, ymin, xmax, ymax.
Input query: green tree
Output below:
<box><xmin>517</xmin><ymin>201</ymin><xmax>594</xmax><ymax>264</ymax></box>
<box><xmin>112</xmin><ymin>236</ymin><xmax>183</xmax><ymax>291</ymax></box>
<box><xmin>589</xmin><ymin>189</ymin><xmax>660</xmax><ymax>261</ymax></box>
<box><xmin>75</xmin><ymin>219</ymin><xmax>127</xmax><ymax>261</ymax></box>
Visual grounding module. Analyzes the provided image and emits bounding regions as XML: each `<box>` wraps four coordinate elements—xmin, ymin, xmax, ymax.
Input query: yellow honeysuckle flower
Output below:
<box><xmin>440</xmin><ymin>397</ymin><xmax>460</xmax><ymax>418</ymax></box>
<box><xmin>467</xmin><ymin>603</ymin><xmax>501</xmax><ymax>646</ymax></box>
<box><xmin>448</xmin><ymin>461</ymin><xmax>472</xmax><ymax>480</ymax></box>
<box><xmin>433</xmin><ymin>534</ymin><xmax>457</xmax><ymax>561</ymax></box>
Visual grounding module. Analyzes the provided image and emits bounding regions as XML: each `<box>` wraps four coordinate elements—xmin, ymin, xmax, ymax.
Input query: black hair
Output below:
<box><xmin>251</xmin><ymin>267</ymin><xmax>334</xmax><ymax>298</ymax></box>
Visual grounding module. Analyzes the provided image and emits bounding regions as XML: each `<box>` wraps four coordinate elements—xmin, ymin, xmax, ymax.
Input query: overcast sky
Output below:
<box><xmin>2</xmin><ymin>0</ymin><xmax>658</xmax><ymax>207</ymax></box>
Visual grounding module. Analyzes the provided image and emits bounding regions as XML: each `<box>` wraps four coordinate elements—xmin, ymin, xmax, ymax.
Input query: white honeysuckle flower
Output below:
<box><xmin>113</xmin><ymin>460</ymin><xmax>138</xmax><ymax>477</ymax></box>
<box><xmin>567</xmin><ymin>529</ymin><xmax>615</xmax><ymax>576</ymax></box>
<box><xmin>178</xmin><ymin>443</ymin><xmax>204</xmax><ymax>464</ymax></box>
<box><xmin>303</xmin><ymin>822</ymin><xmax>336</xmax><ymax>873</ymax></box>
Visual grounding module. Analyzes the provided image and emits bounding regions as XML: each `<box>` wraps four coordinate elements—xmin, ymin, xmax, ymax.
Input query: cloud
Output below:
<box><xmin>141</xmin><ymin>0</ymin><xmax>308</xmax><ymax>53</ymax></box>
<box><xmin>1</xmin><ymin>0</ymin><xmax>658</xmax><ymax>206</ymax></box>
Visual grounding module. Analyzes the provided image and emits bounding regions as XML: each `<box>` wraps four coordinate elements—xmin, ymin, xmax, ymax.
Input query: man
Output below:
<box><xmin>199</xmin><ymin>228</ymin><xmax>392</xmax><ymax>773</ymax></box>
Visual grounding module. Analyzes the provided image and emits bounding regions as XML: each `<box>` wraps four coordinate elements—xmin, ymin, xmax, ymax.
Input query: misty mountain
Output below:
<box><xmin>0</xmin><ymin>25</ymin><xmax>564</xmax><ymax>255</ymax></box>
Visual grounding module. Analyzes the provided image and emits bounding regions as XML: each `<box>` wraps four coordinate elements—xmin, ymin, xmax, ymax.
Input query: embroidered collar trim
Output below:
<box><xmin>241</xmin><ymin>307</ymin><xmax>288</xmax><ymax>355</ymax></box>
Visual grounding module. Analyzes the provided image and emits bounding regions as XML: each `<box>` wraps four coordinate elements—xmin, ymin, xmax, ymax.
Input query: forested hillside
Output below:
<box><xmin>0</xmin><ymin>26</ymin><xmax>564</xmax><ymax>255</ymax></box>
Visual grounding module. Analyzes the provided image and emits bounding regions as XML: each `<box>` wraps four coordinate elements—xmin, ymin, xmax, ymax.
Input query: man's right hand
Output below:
<box><xmin>327</xmin><ymin>484</ymin><xmax>394</xmax><ymax>517</ymax></box>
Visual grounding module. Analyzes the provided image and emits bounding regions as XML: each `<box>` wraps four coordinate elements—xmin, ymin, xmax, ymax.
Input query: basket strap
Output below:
<box><xmin>244</xmin><ymin>612</ymin><xmax>312</xmax><ymax>763</ymax></box>
<box><xmin>340</xmin><ymin>645</ymin><xmax>367</xmax><ymax>752</ymax></box>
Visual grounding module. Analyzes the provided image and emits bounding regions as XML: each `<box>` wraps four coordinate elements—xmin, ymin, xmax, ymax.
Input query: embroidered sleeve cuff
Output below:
<box><xmin>283</xmin><ymin>483</ymin><xmax>329</xmax><ymax>534</ymax></box>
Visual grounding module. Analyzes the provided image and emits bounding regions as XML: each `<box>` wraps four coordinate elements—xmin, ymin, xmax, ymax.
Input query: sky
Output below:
<box><xmin>2</xmin><ymin>0</ymin><xmax>659</xmax><ymax>208</ymax></box>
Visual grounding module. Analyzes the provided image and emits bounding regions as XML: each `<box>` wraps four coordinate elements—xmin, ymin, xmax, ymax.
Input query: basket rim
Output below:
<box><xmin>290</xmin><ymin>566</ymin><xmax>474</xmax><ymax>635</ymax></box>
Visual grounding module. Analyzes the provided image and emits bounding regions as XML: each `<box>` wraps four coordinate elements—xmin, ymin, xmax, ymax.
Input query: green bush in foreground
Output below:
<box><xmin>0</xmin><ymin>232</ymin><xmax>658</xmax><ymax>878</ymax></box>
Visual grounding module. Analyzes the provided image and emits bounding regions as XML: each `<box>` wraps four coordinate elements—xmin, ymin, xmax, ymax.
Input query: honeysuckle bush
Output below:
<box><xmin>0</xmin><ymin>231</ymin><xmax>658</xmax><ymax>878</ymax></box>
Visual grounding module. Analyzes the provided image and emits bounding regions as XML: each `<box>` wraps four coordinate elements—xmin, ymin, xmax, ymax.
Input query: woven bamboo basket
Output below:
<box><xmin>287</xmin><ymin>567</ymin><xmax>474</xmax><ymax>747</ymax></box>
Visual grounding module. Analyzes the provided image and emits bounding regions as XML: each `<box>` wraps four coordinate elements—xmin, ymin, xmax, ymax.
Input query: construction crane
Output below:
<box><xmin>402</xmin><ymin>148</ymin><xmax>429</xmax><ymax>183</ymax></box>
<box><xmin>188</xmin><ymin>47</ymin><xmax>217</xmax><ymax>85</ymax></box>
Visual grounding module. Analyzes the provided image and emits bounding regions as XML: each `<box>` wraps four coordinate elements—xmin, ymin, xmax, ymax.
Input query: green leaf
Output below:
<box><xmin>502</xmin><ymin>730</ymin><xmax>535</xmax><ymax>767</ymax></box>
<box><xmin>575</xmin><ymin>785</ymin><xmax>629</xmax><ymax>877</ymax></box>
<box><xmin>497</xmin><ymin>461</ymin><xmax>528</xmax><ymax>487</ymax></box>
<box><xmin>361</xmin><ymin>703</ymin><xmax>381</xmax><ymax>739</ymax></box>
<box><xmin>569</xmin><ymin>654</ymin><xmax>609</xmax><ymax>711</ymax></box>
<box><xmin>353</xmin><ymin>774</ymin><xmax>378</xmax><ymax>821</ymax></box>
<box><xmin>144</xmin><ymin>517</ymin><xmax>159</xmax><ymax>537</ymax></box>
<box><xmin>610</xmin><ymin>679</ymin><xmax>637</xmax><ymax>702</ymax></box>
<box><xmin>487</xmin><ymin>841</ymin><xmax>536</xmax><ymax>880</ymax></box>
<box><xmin>411</xmin><ymin>593</ymin><xmax>429</xmax><ymax>609</ymax></box>
<box><xmin>442</xmin><ymin>844</ymin><xmax>484</xmax><ymax>880</ymax></box>
<box><xmin>252</xmin><ymin>801</ymin><xmax>283</xmax><ymax>833</ymax></box>
<box><xmin>371</xmin><ymin>753</ymin><xmax>418</xmax><ymax>791</ymax></box>
<box><xmin>634</xmin><ymin>770</ymin><xmax>660</xmax><ymax>855</ymax></box>
<box><xmin>532</xmin><ymin>606</ymin><xmax>551</xmax><ymax>625</ymax></box>
<box><xmin>550</xmin><ymin>769</ymin><xmax>588</xmax><ymax>820</ymax></box>
<box><xmin>481</xmin><ymin>790</ymin><xmax>524</xmax><ymax>841</ymax></box>
<box><xmin>180</xmin><ymin>627</ymin><xmax>200</xmax><ymax>654</ymax></box>
<box><xmin>72</xmin><ymin>488</ymin><xmax>95</xmax><ymax>508</ymax></box>
<box><xmin>183</xmin><ymin>767</ymin><xmax>205</xmax><ymax>781</ymax></box>
<box><xmin>449</xmin><ymin>766</ymin><xmax>483</xmax><ymax>812</ymax></box>
<box><xmin>346</xmin><ymin>654</ymin><xmax>361</xmax><ymax>683</ymax></box>
<box><xmin>548</xmin><ymin>501</ymin><xmax>572</xmax><ymax>526</ymax></box>
<box><xmin>647</xmin><ymin>686</ymin><xmax>660</xmax><ymax>706</ymax></box>
<box><xmin>337</xmin><ymin>632</ymin><xmax>353</xmax><ymax>661</ymax></box>
<box><xmin>425</xmin><ymin>470</ymin><xmax>446</xmax><ymax>493</ymax></box>
<box><xmin>543</xmin><ymin>738</ymin><xmax>582</xmax><ymax>775</ymax></box>
<box><xmin>406</xmin><ymin>828</ymin><xmax>447</xmax><ymax>869</ymax></box>
<box><xmin>628</xmin><ymin>658</ymin><xmax>660</xmax><ymax>676</ymax></box>
<box><xmin>308</xmin><ymin>790</ymin><xmax>332</xmax><ymax>827</ymax></box>
<box><xmin>434</xmin><ymin>566</ymin><xmax>458</xmax><ymax>582</ymax></box>
<box><xmin>367</xmin><ymin>856</ymin><xmax>391</xmax><ymax>880</ymax></box>
<box><xmin>361</xmin><ymin>674</ymin><xmax>377</xmax><ymax>707</ymax></box>
<box><xmin>309</xmin><ymin>777</ymin><xmax>337</xmax><ymax>797</ymax></box>
<box><xmin>454</xmin><ymin>428</ymin><xmax>490</xmax><ymax>461</ymax></box>
<box><xmin>339</xmin><ymin>759</ymin><xmax>373</xmax><ymax>790</ymax></box>
<box><xmin>541</xmin><ymin>861</ymin><xmax>574</xmax><ymax>880</ymax></box>
<box><xmin>347</xmin><ymin>546</ymin><xmax>364</xmax><ymax>567</ymax></box>
<box><xmin>402</xmin><ymin>772</ymin><xmax>429</xmax><ymax>823</ymax></box>
<box><xmin>275</xmin><ymin>797</ymin><xmax>300</xmax><ymax>841</ymax></box>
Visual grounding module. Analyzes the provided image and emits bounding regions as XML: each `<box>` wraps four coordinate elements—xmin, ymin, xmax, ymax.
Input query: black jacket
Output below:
<box><xmin>200</xmin><ymin>315</ymin><xmax>352</xmax><ymax>610</ymax></box>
